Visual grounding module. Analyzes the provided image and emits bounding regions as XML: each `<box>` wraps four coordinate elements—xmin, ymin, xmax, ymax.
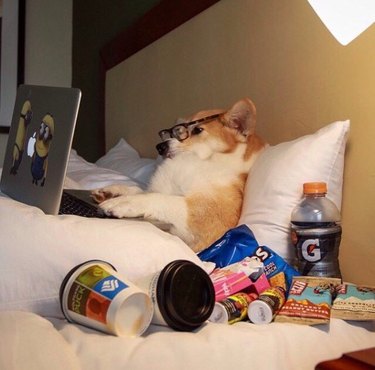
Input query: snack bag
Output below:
<box><xmin>331</xmin><ymin>283</ymin><xmax>375</xmax><ymax>321</ymax></box>
<box><xmin>275</xmin><ymin>276</ymin><xmax>341</xmax><ymax>325</ymax></box>
<box><xmin>198</xmin><ymin>225</ymin><xmax>300</xmax><ymax>290</ymax></box>
<box><xmin>198</xmin><ymin>225</ymin><xmax>259</xmax><ymax>267</ymax></box>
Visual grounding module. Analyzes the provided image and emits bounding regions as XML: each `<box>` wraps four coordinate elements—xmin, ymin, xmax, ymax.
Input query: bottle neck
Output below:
<box><xmin>304</xmin><ymin>192</ymin><xmax>326</xmax><ymax>197</ymax></box>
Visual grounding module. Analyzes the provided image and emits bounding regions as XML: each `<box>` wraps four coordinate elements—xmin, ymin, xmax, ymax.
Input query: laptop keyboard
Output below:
<box><xmin>59</xmin><ymin>191</ymin><xmax>105</xmax><ymax>218</ymax></box>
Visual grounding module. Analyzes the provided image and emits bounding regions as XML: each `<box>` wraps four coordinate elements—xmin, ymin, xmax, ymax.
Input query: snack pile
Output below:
<box><xmin>199</xmin><ymin>225</ymin><xmax>375</xmax><ymax>325</ymax></box>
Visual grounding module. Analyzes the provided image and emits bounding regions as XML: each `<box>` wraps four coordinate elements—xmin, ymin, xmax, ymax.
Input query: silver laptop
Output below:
<box><xmin>1</xmin><ymin>84</ymin><xmax>82</xmax><ymax>214</ymax></box>
<box><xmin>0</xmin><ymin>84</ymin><xmax>170</xmax><ymax>230</ymax></box>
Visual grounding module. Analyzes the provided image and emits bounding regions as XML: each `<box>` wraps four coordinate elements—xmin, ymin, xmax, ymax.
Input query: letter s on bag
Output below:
<box><xmin>255</xmin><ymin>247</ymin><xmax>269</xmax><ymax>262</ymax></box>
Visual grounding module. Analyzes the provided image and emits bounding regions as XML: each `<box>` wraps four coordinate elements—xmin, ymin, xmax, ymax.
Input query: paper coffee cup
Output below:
<box><xmin>60</xmin><ymin>260</ymin><xmax>153</xmax><ymax>337</ymax></box>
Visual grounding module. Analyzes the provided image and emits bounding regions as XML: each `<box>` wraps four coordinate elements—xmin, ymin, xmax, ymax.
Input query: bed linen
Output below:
<box><xmin>1</xmin><ymin>311</ymin><xmax>374</xmax><ymax>370</ymax></box>
<box><xmin>51</xmin><ymin>317</ymin><xmax>375</xmax><ymax>370</ymax></box>
<box><xmin>1</xmin><ymin>121</ymin><xmax>374</xmax><ymax>370</ymax></box>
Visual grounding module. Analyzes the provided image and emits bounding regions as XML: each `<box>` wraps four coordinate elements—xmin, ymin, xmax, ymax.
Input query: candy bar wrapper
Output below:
<box><xmin>222</xmin><ymin>257</ymin><xmax>264</xmax><ymax>279</ymax></box>
<box><xmin>275</xmin><ymin>276</ymin><xmax>341</xmax><ymax>325</ymax></box>
<box><xmin>331</xmin><ymin>284</ymin><xmax>375</xmax><ymax>321</ymax></box>
<box><xmin>211</xmin><ymin>270</ymin><xmax>253</xmax><ymax>301</ymax></box>
<box><xmin>210</xmin><ymin>257</ymin><xmax>269</xmax><ymax>301</ymax></box>
<box><xmin>251</xmin><ymin>273</ymin><xmax>271</xmax><ymax>295</ymax></box>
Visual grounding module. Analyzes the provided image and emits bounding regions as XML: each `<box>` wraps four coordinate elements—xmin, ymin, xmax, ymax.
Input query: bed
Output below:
<box><xmin>1</xmin><ymin>0</ymin><xmax>374</xmax><ymax>369</ymax></box>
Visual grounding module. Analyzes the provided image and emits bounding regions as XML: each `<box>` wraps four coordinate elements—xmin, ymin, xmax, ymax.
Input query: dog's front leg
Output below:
<box><xmin>98</xmin><ymin>192</ymin><xmax>192</xmax><ymax>244</ymax></box>
<box><xmin>91</xmin><ymin>184</ymin><xmax>143</xmax><ymax>203</ymax></box>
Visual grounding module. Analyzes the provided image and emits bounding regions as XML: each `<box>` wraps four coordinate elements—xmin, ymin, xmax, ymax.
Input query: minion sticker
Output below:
<box><xmin>31</xmin><ymin>113</ymin><xmax>54</xmax><ymax>186</ymax></box>
<box><xmin>10</xmin><ymin>100</ymin><xmax>33</xmax><ymax>174</ymax></box>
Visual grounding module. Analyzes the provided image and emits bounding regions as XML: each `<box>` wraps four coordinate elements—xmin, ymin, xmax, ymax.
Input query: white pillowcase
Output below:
<box><xmin>95</xmin><ymin>139</ymin><xmax>158</xmax><ymax>187</ymax></box>
<box><xmin>239</xmin><ymin>120</ymin><xmax>350</xmax><ymax>262</ymax></box>
<box><xmin>0</xmin><ymin>195</ymin><xmax>204</xmax><ymax>318</ymax></box>
<box><xmin>65</xmin><ymin>149</ymin><xmax>140</xmax><ymax>190</ymax></box>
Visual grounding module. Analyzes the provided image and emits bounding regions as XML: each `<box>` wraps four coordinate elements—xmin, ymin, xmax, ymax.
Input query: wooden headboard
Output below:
<box><xmin>100</xmin><ymin>0</ymin><xmax>375</xmax><ymax>285</ymax></box>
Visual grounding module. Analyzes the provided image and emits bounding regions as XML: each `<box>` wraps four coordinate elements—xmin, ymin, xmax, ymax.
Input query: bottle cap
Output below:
<box><xmin>303</xmin><ymin>182</ymin><xmax>327</xmax><ymax>195</ymax></box>
<box><xmin>208</xmin><ymin>302</ymin><xmax>229</xmax><ymax>324</ymax></box>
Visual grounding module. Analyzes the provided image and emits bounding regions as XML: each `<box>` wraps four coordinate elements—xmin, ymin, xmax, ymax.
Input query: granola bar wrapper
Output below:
<box><xmin>331</xmin><ymin>284</ymin><xmax>375</xmax><ymax>321</ymax></box>
<box><xmin>275</xmin><ymin>276</ymin><xmax>341</xmax><ymax>325</ymax></box>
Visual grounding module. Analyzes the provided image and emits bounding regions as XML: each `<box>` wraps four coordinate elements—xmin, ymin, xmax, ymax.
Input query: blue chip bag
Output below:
<box><xmin>198</xmin><ymin>225</ymin><xmax>300</xmax><ymax>290</ymax></box>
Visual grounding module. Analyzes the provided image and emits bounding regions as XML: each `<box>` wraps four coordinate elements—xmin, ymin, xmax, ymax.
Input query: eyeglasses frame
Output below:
<box><xmin>158</xmin><ymin>113</ymin><xmax>223</xmax><ymax>142</ymax></box>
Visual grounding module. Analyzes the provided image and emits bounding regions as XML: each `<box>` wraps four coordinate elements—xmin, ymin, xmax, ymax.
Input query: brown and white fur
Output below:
<box><xmin>92</xmin><ymin>98</ymin><xmax>266</xmax><ymax>253</ymax></box>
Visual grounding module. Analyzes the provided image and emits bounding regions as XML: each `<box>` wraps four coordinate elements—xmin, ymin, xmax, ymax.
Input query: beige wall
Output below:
<box><xmin>24</xmin><ymin>0</ymin><xmax>72</xmax><ymax>87</ymax></box>
<box><xmin>106</xmin><ymin>0</ymin><xmax>375</xmax><ymax>284</ymax></box>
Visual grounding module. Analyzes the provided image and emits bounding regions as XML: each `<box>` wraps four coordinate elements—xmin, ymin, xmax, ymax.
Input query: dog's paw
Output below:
<box><xmin>91</xmin><ymin>189</ymin><xmax>112</xmax><ymax>203</ymax></box>
<box><xmin>91</xmin><ymin>185</ymin><xmax>142</xmax><ymax>204</ymax></box>
<box><xmin>98</xmin><ymin>195</ymin><xmax>147</xmax><ymax>218</ymax></box>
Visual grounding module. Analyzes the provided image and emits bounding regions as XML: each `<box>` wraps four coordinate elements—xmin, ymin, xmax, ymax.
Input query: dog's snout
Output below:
<box><xmin>156</xmin><ymin>141</ymin><xmax>170</xmax><ymax>156</ymax></box>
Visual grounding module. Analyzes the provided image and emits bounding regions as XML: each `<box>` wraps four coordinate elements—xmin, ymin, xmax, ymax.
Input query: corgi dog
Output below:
<box><xmin>92</xmin><ymin>98</ymin><xmax>266</xmax><ymax>252</ymax></box>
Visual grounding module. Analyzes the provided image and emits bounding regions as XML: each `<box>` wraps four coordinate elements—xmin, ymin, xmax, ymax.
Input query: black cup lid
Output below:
<box><xmin>156</xmin><ymin>260</ymin><xmax>215</xmax><ymax>331</ymax></box>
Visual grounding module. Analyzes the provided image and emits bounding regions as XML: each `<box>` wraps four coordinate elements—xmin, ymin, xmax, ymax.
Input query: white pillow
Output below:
<box><xmin>239</xmin><ymin>120</ymin><xmax>350</xmax><ymax>262</ymax></box>
<box><xmin>0</xmin><ymin>195</ymin><xmax>204</xmax><ymax>318</ymax></box>
<box><xmin>95</xmin><ymin>139</ymin><xmax>157</xmax><ymax>186</ymax></box>
<box><xmin>66</xmin><ymin>149</ymin><xmax>140</xmax><ymax>190</ymax></box>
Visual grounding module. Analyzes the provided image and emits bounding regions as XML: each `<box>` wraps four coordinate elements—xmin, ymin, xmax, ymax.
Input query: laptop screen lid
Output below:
<box><xmin>0</xmin><ymin>84</ymin><xmax>81</xmax><ymax>214</ymax></box>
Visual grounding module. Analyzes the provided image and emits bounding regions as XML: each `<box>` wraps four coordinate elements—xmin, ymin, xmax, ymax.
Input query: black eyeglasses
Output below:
<box><xmin>158</xmin><ymin>113</ymin><xmax>222</xmax><ymax>142</ymax></box>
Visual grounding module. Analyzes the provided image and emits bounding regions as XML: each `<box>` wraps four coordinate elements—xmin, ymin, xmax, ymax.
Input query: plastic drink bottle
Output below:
<box><xmin>291</xmin><ymin>182</ymin><xmax>342</xmax><ymax>279</ymax></box>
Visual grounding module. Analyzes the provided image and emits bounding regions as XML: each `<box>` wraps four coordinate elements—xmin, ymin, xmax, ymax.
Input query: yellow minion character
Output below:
<box><xmin>31</xmin><ymin>113</ymin><xmax>54</xmax><ymax>186</ymax></box>
<box><xmin>10</xmin><ymin>100</ymin><xmax>33</xmax><ymax>174</ymax></box>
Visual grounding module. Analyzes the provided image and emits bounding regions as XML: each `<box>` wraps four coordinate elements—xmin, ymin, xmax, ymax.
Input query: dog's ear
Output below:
<box><xmin>223</xmin><ymin>98</ymin><xmax>256</xmax><ymax>136</ymax></box>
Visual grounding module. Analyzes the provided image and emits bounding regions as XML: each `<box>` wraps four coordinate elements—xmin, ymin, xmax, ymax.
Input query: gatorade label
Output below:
<box><xmin>292</xmin><ymin>226</ymin><xmax>342</xmax><ymax>277</ymax></box>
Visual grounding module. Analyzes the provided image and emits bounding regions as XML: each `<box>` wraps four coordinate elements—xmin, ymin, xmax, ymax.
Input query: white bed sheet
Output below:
<box><xmin>53</xmin><ymin>319</ymin><xmax>375</xmax><ymax>370</ymax></box>
<box><xmin>49</xmin><ymin>316</ymin><xmax>375</xmax><ymax>370</ymax></box>
<box><xmin>1</xmin><ymin>310</ymin><xmax>374</xmax><ymax>370</ymax></box>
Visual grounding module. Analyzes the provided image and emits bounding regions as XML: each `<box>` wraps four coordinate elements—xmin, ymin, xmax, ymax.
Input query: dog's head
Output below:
<box><xmin>156</xmin><ymin>98</ymin><xmax>259</xmax><ymax>160</ymax></box>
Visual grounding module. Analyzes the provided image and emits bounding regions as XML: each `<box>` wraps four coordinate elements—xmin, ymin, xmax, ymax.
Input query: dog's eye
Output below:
<box><xmin>191</xmin><ymin>127</ymin><xmax>204</xmax><ymax>135</ymax></box>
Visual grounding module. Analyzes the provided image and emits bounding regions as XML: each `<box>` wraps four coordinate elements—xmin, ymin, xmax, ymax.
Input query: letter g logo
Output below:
<box><xmin>301</xmin><ymin>239</ymin><xmax>321</xmax><ymax>262</ymax></box>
